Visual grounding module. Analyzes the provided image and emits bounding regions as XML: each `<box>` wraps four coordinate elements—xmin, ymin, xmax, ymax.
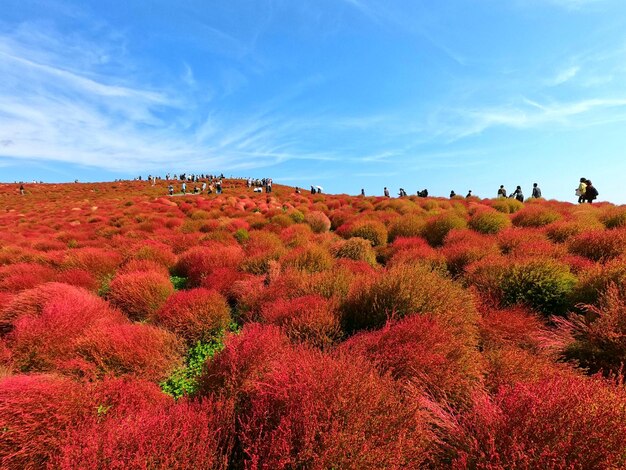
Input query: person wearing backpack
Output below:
<box><xmin>497</xmin><ymin>185</ymin><xmax>507</xmax><ymax>198</ymax></box>
<box><xmin>584</xmin><ymin>180</ymin><xmax>598</xmax><ymax>203</ymax></box>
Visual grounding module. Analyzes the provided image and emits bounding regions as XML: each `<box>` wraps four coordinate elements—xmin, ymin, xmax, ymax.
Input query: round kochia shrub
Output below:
<box><xmin>331</xmin><ymin>237</ymin><xmax>377</xmax><ymax>267</ymax></box>
<box><xmin>236</xmin><ymin>347</ymin><xmax>433</xmax><ymax>469</ymax></box>
<box><xmin>153</xmin><ymin>288</ymin><xmax>231</xmax><ymax>344</ymax></box>
<box><xmin>260</xmin><ymin>295</ymin><xmax>341</xmax><ymax>349</ymax></box>
<box><xmin>55</xmin><ymin>397</ymin><xmax>234</xmax><ymax>470</ymax></box>
<box><xmin>346</xmin><ymin>220</ymin><xmax>388</xmax><ymax>246</ymax></box>
<box><xmin>468</xmin><ymin>209</ymin><xmax>511</xmax><ymax>234</ymax></box>
<box><xmin>567</xmin><ymin>229</ymin><xmax>626</xmax><ymax>262</ymax></box>
<box><xmin>341</xmin><ymin>264</ymin><xmax>479</xmax><ymax>342</ymax></box>
<box><xmin>469</xmin><ymin>258</ymin><xmax>576</xmax><ymax>316</ymax></box>
<box><xmin>281</xmin><ymin>245</ymin><xmax>333</xmax><ymax>273</ymax></box>
<box><xmin>388</xmin><ymin>214</ymin><xmax>426</xmax><ymax>242</ymax></box>
<box><xmin>511</xmin><ymin>205</ymin><xmax>560</xmax><ymax>227</ymax></box>
<box><xmin>422</xmin><ymin>213</ymin><xmax>468</xmax><ymax>247</ymax></box>
<box><xmin>340</xmin><ymin>315</ymin><xmax>481</xmax><ymax>405</ymax></box>
<box><xmin>446</xmin><ymin>375</ymin><xmax>626</xmax><ymax>469</ymax></box>
<box><xmin>304</xmin><ymin>211</ymin><xmax>331</xmax><ymax>233</ymax></box>
<box><xmin>174</xmin><ymin>244</ymin><xmax>244</xmax><ymax>286</ymax></box>
<box><xmin>0</xmin><ymin>375</ymin><xmax>171</xmax><ymax>469</ymax></box>
<box><xmin>108</xmin><ymin>271</ymin><xmax>174</xmax><ymax>322</ymax></box>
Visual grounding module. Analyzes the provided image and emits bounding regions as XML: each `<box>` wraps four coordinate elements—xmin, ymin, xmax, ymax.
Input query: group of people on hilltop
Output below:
<box><xmin>167</xmin><ymin>178</ymin><xmax>223</xmax><ymax>196</ymax></box>
<box><xmin>576</xmin><ymin>178</ymin><xmax>598</xmax><ymax>204</ymax></box>
<box><xmin>493</xmin><ymin>183</ymin><xmax>542</xmax><ymax>202</ymax></box>
<box><xmin>247</xmin><ymin>178</ymin><xmax>273</xmax><ymax>193</ymax></box>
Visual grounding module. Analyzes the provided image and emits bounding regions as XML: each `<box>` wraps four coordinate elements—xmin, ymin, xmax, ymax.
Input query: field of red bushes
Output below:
<box><xmin>2</xmin><ymin>179</ymin><xmax>626</xmax><ymax>469</ymax></box>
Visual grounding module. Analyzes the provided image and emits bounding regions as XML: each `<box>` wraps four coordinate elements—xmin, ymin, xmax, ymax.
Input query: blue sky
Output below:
<box><xmin>2</xmin><ymin>0</ymin><xmax>626</xmax><ymax>202</ymax></box>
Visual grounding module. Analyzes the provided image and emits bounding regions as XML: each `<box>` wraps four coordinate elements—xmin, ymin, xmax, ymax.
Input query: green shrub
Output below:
<box><xmin>234</xmin><ymin>228</ymin><xmax>250</xmax><ymax>244</ymax></box>
<box><xmin>469</xmin><ymin>210</ymin><xmax>511</xmax><ymax>234</ymax></box>
<box><xmin>491</xmin><ymin>198</ymin><xmax>524</xmax><ymax>214</ymax></box>
<box><xmin>349</xmin><ymin>220</ymin><xmax>388</xmax><ymax>247</ymax></box>
<box><xmin>422</xmin><ymin>213</ymin><xmax>468</xmax><ymax>247</ymax></box>
<box><xmin>341</xmin><ymin>264</ymin><xmax>478</xmax><ymax>341</ymax></box>
<box><xmin>601</xmin><ymin>208</ymin><xmax>626</xmax><ymax>229</ymax></box>
<box><xmin>499</xmin><ymin>259</ymin><xmax>576</xmax><ymax>316</ymax></box>
<box><xmin>332</xmin><ymin>238</ymin><xmax>377</xmax><ymax>267</ymax></box>
<box><xmin>160</xmin><ymin>337</ymin><xmax>225</xmax><ymax>398</ymax></box>
<box><xmin>388</xmin><ymin>215</ymin><xmax>426</xmax><ymax>242</ymax></box>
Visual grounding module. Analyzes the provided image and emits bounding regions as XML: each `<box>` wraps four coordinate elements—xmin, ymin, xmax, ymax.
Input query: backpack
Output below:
<box><xmin>587</xmin><ymin>186</ymin><xmax>599</xmax><ymax>199</ymax></box>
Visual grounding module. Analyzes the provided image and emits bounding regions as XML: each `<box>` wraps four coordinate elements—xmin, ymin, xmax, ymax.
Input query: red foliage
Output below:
<box><xmin>129</xmin><ymin>240</ymin><xmax>177</xmax><ymax>268</ymax></box>
<box><xmin>153</xmin><ymin>288</ymin><xmax>231</xmax><ymax>344</ymax></box>
<box><xmin>0</xmin><ymin>374</ymin><xmax>171</xmax><ymax>469</ymax></box>
<box><xmin>71</xmin><ymin>323</ymin><xmax>183</xmax><ymax>381</ymax></box>
<box><xmin>341</xmin><ymin>315</ymin><xmax>481</xmax><ymax>404</ymax></box>
<box><xmin>174</xmin><ymin>244</ymin><xmax>245</xmax><ymax>286</ymax></box>
<box><xmin>55</xmin><ymin>397</ymin><xmax>234</xmax><ymax>470</ymax></box>
<box><xmin>260</xmin><ymin>295</ymin><xmax>342</xmax><ymax>348</ymax></box>
<box><xmin>55</xmin><ymin>268</ymin><xmax>99</xmax><ymax>291</ymax></box>
<box><xmin>0</xmin><ymin>262</ymin><xmax>56</xmax><ymax>292</ymax></box>
<box><xmin>63</xmin><ymin>247</ymin><xmax>123</xmax><ymax>280</ymax></box>
<box><xmin>197</xmin><ymin>324</ymin><xmax>292</xmax><ymax>398</ymax></box>
<box><xmin>567</xmin><ymin>228</ymin><xmax>626</xmax><ymax>262</ymax></box>
<box><xmin>304</xmin><ymin>210</ymin><xmax>331</xmax><ymax>233</ymax></box>
<box><xmin>446</xmin><ymin>375</ymin><xmax>626</xmax><ymax>469</ymax></box>
<box><xmin>442</xmin><ymin>229</ymin><xmax>498</xmax><ymax>276</ymax></box>
<box><xmin>6</xmin><ymin>287</ymin><xmax>125</xmax><ymax>372</ymax></box>
<box><xmin>108</xmin><ymin>270</ymin><xmax>174</xmax><ymax>321</ymax></box>
<box><xmin>238</xmin><ymin>347</ymin><xmax>433</xmax><ymax>469</ymax></box>
<box><xmin>0</xmin><ymin>374</ymin><xmax>87</xmax><ymax>469</ymax></box>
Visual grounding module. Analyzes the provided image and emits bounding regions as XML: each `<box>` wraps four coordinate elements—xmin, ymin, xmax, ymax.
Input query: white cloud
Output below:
<box><xmin>547</xmin><ymin>65</ymin><xmax>580</xmax><ymax>85</ymax></box>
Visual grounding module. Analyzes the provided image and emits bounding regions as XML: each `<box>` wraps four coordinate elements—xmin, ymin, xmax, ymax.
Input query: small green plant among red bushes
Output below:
<box><xmin>1</xmin><ymin>180</ymin><xmax>626</xmax><ymax>468</ymax></box>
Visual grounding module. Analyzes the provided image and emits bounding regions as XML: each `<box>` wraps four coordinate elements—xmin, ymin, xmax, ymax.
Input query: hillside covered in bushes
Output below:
<box><xmin>2</xmin><ymin>180</ymin><xmax>626</xmax><ymax>469</ymax></box>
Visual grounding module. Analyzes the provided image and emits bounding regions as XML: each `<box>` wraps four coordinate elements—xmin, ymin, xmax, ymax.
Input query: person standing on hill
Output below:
<box><xmin>584</xmin><ymin>180</ymin><xmax>598</xmax><ymax>203</ymax></box>
<box><xmin>450</xmin><ymin>190</ymin><xmax>456</xmax><ymax>198</ymax></box>
<box><xmin>577</xmin><ymin>177</ymin><xmax>587</xmax><ymax>203</ymax></box>
<box><xmin>466</xmin><ymin>190</ymin><xmax>472</xmax><ymax>198</ymax></box>
<box><xmin>361</xmin><ymin>188</ymin><xmax>365</xmax><ymax>196</ymax></box>
<box><xmin>532</xmin><ymin>183</ymin><xmax>542</xmax><ymax>198</ymax></box>
<box><xmin>181</xmin><ymin>182</ymin><xmax>186</xmax><ymax>194</ymax></box>
<box><xmin>497</xmin><ymin>185</ymin><xmax>507</xmax><ymax>198</ymax></box>
<box><xmin>19</xmin><ymin>184</ymin><xmax>25</xmax><ymax>195</ymax></box>
<box><xmin>510</xmin><ymin>185</ymin><xmax>524</xmax><ymax>202</ymax></box>
<box><xmin>384</xmin><ymin>187</ymin><xmax>390</xmax><ymax>197</ymax></box>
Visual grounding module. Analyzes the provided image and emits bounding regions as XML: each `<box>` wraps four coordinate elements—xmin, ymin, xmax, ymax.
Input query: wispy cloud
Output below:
<box><xmin>0</xmin><ymin>21</ymin><xmax>342</xmax><ymax>175</ymax></box>
<box><xmin>437</xmin><ymin>97</ymin><xmax>626</xmax><ymax>139</ymax></box>
<box><xmin>547</xmin><ymin>65</ymin><xmax>580</xmax><ymax>85</ymax></box>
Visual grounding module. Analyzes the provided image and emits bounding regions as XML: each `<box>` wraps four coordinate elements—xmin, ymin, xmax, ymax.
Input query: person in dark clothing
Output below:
<box><xmin>311</xmin><ymin>185</ymin><xmax>316</xmax><ymax>194</ymax></box>
<box><xmin>532</xmin><ymin>183</ymin><xmax>542</xmax><ymax>198</ymax></box>
<box><xmin>584</xmin><ymin>180</ymin><xmax>598</xmax><ymax>203</ymax></box>
<box><xmin>450</xmin><ymin>190</ymin><xmax>456</xmax><ymax>198</ymax></box>
<box><xmin>497</xmin><ymin>185</ymin><xmax>507</xmax><ymax>198</ymax></box>
<box><xmin>466</xmin><ymin>190</ymin><xmax>472</xmax><ymax>198</ymax></box>
<box><xmin>510</xmin><ymin>185</ymin><xmax>524</xmax><ymax>202</ymax></box>
<box><xmin>361</xmin><ymin>188</ymin><xmax>365</xmax><ymax>196</ymax></box>
<box><xmin>19</xmin><ymin>184</ymin><xmax>25</xmax><ymax>195</ymax></box>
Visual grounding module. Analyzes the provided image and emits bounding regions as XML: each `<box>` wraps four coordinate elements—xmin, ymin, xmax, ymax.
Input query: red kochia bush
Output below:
<box><xmin>63</xmin><ymin>247</ymin><xmax>123</xmax><ymax>280</ymax></box>
<box><xmin>174</xmin><ymin>244</ymin><xmax>244</xmax><ymax>286</ymax></box>
<box><xmin>260</xmin><ymin>295</ymin><xmax>342</xmax><ymax>349</ymax></box>
<box><xmin>340</xmin><ymin>315</ymin><xmax>481</xmax><ymax>405</ymax></box>
<box><xmin>0</xmin><ymin>374</ymin><xmax>171</xmax><ymax>469</ymax></box>
<box><xmin>5</xmin><ymin>287</ymin><xmax>126</xmax><ymax>372</ymax></box>
<box><xmin>197</xmin><ymin>324</ymin><xmax>292</xmax><ymax>398</ymax></box>
<box><xmin>447</xmin><ymin>375</ymin><xmax>626</xmax><ymax>469</ymax></box>
<box><xmin>55</xmin><ymin>397</ymin><xmax>234</xmax><ymax>470</ymax></box>
<box><xmin>108</xmin><ymin>270</ymin><xmax>174</xmax><ymax>321</ymax></box>
<box><xmin>0</xmin><ymin>374</ymin><xmax>87</xmax><ymax>469</ymax></box>
<box><xmin>72</xmin><ymin>323</ymin><xmax>183</xmax><ymax>382</ymax></box>
<box><xmin>304</xmin><ymin>210</ymin><xmax>331</xmax><ymax>233</ymax></box>
<box><xmin>0</xmin><ymin>262</ymin><xmax>56</xmax><ymax>292</ymax></box>
<box><xmin>54</xmin><ymin>268</ymin><xmax>99</xmax><ymax>291</ymax></box>
<box><xmin>567</xmin><ymin>228</ymin><xmax>626</xmax><ymax>262</ymax></box>
<box><xmin>153</xmin><ymin>288</ymin><xmax>231</xmax><ymax>344</ymax></box>
<box><xmin>238</xmin><ymin>347</ymin><xmax>433</xmax><ymax>469</ymax></box>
